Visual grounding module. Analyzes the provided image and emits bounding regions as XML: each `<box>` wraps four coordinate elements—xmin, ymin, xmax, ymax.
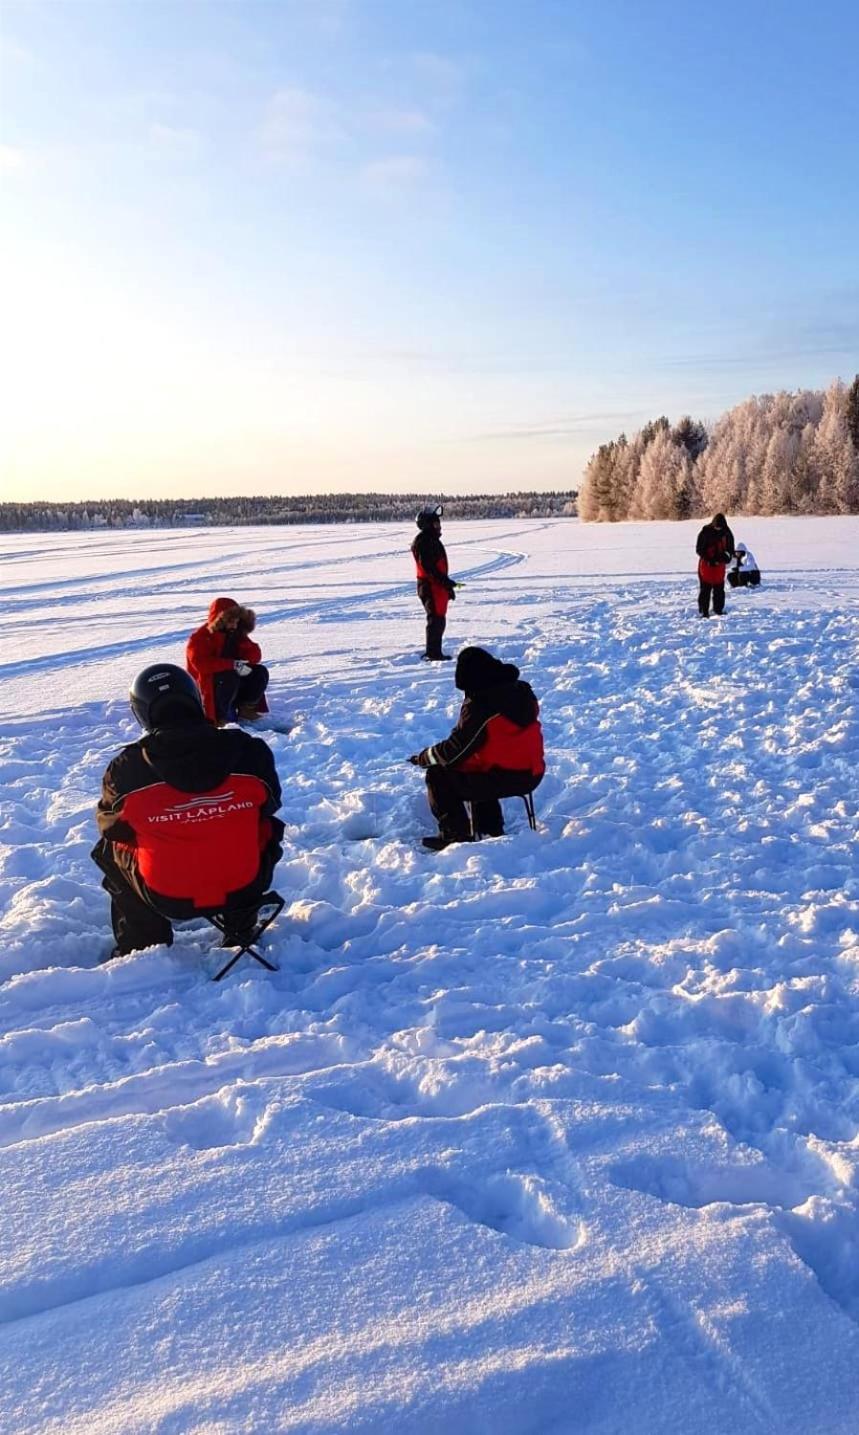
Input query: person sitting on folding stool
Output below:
<box><xmin>408</xmin><ymin>646</ymin><xmax>545</xmax><ymax>850</ymax></box>
<box><xmin>92</xmin><ymin>664</ymin><xmax>283</xmax><ymax>960</ymax></box>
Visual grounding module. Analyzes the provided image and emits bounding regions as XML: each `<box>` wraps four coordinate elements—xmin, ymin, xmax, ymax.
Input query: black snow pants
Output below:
<box><xmin>425</xmin><ymin>767</ymin><xmax>541</xmax><ymax>840</ymax></box>
<box><xmin>698</xmin><ymin>579</ymin><xmax>725</xmax><ymax>616</ymax></box>
<box><xmin>417</xmin><ymin>581</ymin><xmax>446</xmax><ymax>659</ymax></box>
<box><xmin>91</xmin><ymin>837</ymin><xmax>281</xmax><ymax>957</ymax></box>
<box><xmin>213</xmin><ymin>664</ymin><xmax>269</xmax><ymax>723</ymax></box>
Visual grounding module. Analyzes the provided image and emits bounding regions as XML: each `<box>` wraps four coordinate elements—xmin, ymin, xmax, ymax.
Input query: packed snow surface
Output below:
<box><xmin>1</xmin><ymin>516</ymin><xmax>858</xmax><ymax>1434</ymax></box>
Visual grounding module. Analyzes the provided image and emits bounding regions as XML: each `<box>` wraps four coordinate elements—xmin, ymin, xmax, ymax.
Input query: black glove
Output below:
<box><xmin>447</xmin><ymin>585</ymin><xmax>456</xmax><ymax>601</ymax></box>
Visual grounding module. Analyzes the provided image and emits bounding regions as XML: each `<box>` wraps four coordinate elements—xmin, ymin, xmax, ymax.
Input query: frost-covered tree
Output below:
<box><xmin>760</xmin><ymin>427</ymin><xmax>797</xmax><ymax>514</ymax></box>
<box><xmin>847</xmin><ymin>375</ymin><xmax>859</xmax><ymax>452</ymax></box>
<box><xmin>632</xmin><ymin>428</ymin><xmax>692</xmax><ymax>519</ymax></box>
<box><xmin>579</xmin><ymin>417</ymin><xmax>674</xmax><ymax>520</ymax></box>
<box><xmin>672</xmin><ymin>416</ymin><xmax>708</xmax><ymax>462</ymax></box>
<box><xmin>813</xmin><ymin>380</ymin><xmax>859</xmax><ymax>514</ymax></box>
<box><xmin>578</xmin><ymin>443</ymin><xmax>618</xmax><ymax>521</ymax></box>
<box><xmin>580</xmin><ymin>378</ymin><xmax>859</xmax><ymax>521</ymax></box>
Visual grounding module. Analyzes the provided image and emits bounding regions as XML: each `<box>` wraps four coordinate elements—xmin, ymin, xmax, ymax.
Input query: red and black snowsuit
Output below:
<box><xmin>411</xmin><ymin>526</ymin><xmax>456</xmax><ymax>659</ymax></box>
<box><xmin>695</xmin><ymin>518</ymin><xmax>734</xmax><ymax>616</ymax></box>
<box><xmin>186</xmin><ymin>597</ymin><xmax>269</xmax><ymax>723</ymax></box>
<box><xmin>413</xmin><ymin>648</ymin><xmax>545</xmax><ymax>839</ymax></box>
<box><xmin>92</xmin><ymin>720</ymin><xmax>283</xmax><ymax>954</ymax></box>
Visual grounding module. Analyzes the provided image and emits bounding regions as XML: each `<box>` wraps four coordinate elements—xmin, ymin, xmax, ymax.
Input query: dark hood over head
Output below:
<box><xmin>455</xmin><ymin>647</ymin><xmax>538</xmax><ymax>728</ymax></box>
<box><xmin>455</xmin><ymin>646</ymin><xmax>520</xmax><ymax>694</ymax></box>
<box><xmin>141</xmin><ymin>721</ymin><xmax>236</xmax><ymax>793</ymax></box>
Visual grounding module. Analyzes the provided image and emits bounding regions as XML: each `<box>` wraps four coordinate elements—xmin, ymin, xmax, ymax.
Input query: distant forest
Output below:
<box><xmin>579</xmin><ymin>376</ymin><xmax>859</xmax><ymax>521</ymax></box>
<box><xmin>0</xmin><ymin>489</ymin><xmax>577</xmax><ymax>533</ymax></box>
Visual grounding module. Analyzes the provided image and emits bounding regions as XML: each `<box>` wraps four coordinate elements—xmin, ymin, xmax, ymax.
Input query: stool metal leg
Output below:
<box><xmin>522</xmin><ymin>792</ymin><xmax>537</xmax><ymax>831</ymax></box>
<box><xmin>209</xmin><ymin>893</ymin><xmax>284</xmax><ymax>981</ymax></box>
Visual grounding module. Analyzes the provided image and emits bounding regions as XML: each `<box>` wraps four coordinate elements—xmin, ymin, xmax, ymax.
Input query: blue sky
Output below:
<box><xmin>1</xmin><ymin>0</ymin><xmax>857</xmax><ymax>500</ymax></box>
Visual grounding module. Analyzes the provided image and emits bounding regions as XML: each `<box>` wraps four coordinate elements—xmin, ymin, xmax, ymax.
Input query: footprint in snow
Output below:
<box><xmin>430</xmin><ymin>1169</ymin><xmax>585</xmax><ymax>1251</ymax></box>
<box><xmin>608</xmin><ymin>1151</ymin><xmax>819</xmax><ymax>1210</ymax></box>
<box><xmin>164</xmin><ymin>1086</ymin><xmax>273</xmax><ymax>1152</ymax></box>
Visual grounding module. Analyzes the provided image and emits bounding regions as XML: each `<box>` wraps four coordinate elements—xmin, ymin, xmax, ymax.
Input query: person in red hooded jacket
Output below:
<box><xmin>186</xmin><ymin>597</ymin><xmax>270</xmax><ymax>725</ymax></box>
<box><xmin>408</xmin><ymin>646</ymin><xmax>545</xmax><ymax>850</ymax></box>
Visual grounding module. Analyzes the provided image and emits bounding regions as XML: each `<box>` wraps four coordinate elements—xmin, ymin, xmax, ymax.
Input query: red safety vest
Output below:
<box><xmin>459</xmin><ymin>714</ymin><xmax>545</xmax><ymax>776</ymax></box>
<box><xmin>114</xmin><ymin>775</ymin><xmax>271</xmax><ymax>909</ymax></box>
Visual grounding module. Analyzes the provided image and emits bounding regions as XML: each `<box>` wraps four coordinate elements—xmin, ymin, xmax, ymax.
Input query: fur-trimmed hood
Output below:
<box><xmin>207</xmin><ymin>597</ymin><xmax>256</xmax><ymax>632</ymax></box>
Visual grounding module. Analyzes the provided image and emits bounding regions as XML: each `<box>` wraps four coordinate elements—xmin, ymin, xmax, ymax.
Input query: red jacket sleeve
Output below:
<box><xmin>237</xmin><ymin>636</ymin><xmax>262</xmax><ymax>665</ymax></box>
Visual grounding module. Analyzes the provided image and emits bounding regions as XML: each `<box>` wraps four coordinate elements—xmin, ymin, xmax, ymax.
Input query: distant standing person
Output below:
<box><xmin>411</xmin><ymin>505</ymin><xmax>459</xmax><ymax>661</ymax></box>
<box><xmin>728</xmin><ymin>542</ymin><xmax>761</xmax><ymax>588</ymax></box>
<box><xmin>695</xmin><ymin>512</ymin><xmax>735</xmax><ymax>617</ymax></box>
<box><xmin>187</xmin><ymin>597</ymin><xmax>269</xmax><ymax>725</ymax></box>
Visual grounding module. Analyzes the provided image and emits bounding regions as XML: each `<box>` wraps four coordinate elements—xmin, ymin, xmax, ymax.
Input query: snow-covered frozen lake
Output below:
<box><xmin>1</xmin><ymin>515</ymin><xmax>858</xmax><ymax>1433</ymax></box>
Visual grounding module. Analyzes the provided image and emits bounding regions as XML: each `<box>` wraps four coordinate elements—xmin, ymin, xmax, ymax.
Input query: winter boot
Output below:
<box><xmin>421</xmin><ymin>833</ymin><xmax>473</xmax><ymax>852</ymax></box>
<box><xmin>237</xmin><ymin>703</ymin><xmax>261</xmax><ymax>722</ymax></box>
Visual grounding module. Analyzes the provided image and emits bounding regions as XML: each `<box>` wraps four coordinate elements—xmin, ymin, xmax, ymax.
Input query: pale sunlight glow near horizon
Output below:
<box><xmin>1</xmin><ymin>0</ymin><xmax>857</xmax><ymax>502</ymax></box>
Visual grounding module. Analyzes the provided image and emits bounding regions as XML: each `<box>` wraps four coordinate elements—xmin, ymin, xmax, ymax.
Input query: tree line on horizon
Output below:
<box><xmin>578</xmin><ymin>376</ymin><xmax>859</xmax><ymax>521</ymax></box>
<box><xmin>0</xmin><ymin>489</ymin><xmax>577</xmax><ymax>533</ymax></box>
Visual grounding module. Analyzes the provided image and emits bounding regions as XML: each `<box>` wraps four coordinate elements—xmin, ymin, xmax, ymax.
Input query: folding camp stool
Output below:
<box><xmin>466</xmin><ymin>791</ymin><xmax>538</xmax><ymax>840</ymax></box>
<box><xmin>205</xmin><ymin>891</ymin><xmax>285</xmax><ymax>981</ymax></box>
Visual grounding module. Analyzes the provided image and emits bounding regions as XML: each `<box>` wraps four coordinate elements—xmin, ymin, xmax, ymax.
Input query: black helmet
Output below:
<box><xmin>130</xmin><ymin>664</ymin><xmax>204</xmax><ymax>731</ymax></box>
<box><xmin>416</xmin><ymin>503</ymin><xmax>443</xmax><ymax>530</ymax></box>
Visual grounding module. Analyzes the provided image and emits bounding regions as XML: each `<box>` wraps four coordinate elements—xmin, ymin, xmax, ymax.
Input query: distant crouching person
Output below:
<box><xmin>727</xmin><ymin>542</ymin><xmax>761</xmax><ymax>587</ymax></box>
<box><xmin>187</xmin><ymin>597</ymin><xmax>269</xmax><ymax>725</ymax></box>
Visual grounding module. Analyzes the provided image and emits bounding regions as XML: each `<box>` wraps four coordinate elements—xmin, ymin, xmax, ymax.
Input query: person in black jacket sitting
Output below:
<box><xmin>408</xmin><ymin>647</ymin><xmax>545</xmax><ymax>850</ymax></box>
<box><xmin>92</xmin><ymin>664</ymin><xmax>283</xmax><ymax>959</ymax></box>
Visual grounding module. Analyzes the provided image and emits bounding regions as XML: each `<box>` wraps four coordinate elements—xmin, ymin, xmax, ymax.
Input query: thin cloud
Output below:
<box><xmin>306</xmin><ymin>0</ymin><xmax>353</xmax><ymax>38</ymax></box>
<box><xmin>359</xmin><ymin>154</ymin><xmax>429</xmax><ymax>191</ymax></box>
<box><xmin>149</xmin><ymin>123</ymin><xmax>199</xmax><ymax>156</ymax></box>
<box><xmin>474</xmin><ymin>412</ymin><xmax>653</xmax><ymax>442</ymax></box>
<box><xmin>410</xmin><ymin>51</ymin><xmax>465</xmax><ymax>103</ymax></box>
<box><xmin>662</xmin><ymin>342</ymin><xmax>859</xmax><ymax>370</ymax></box>
<box><xmin>369</xmin><ymin>107</ymin><xmax>436</xmax><ymax>136</ymax></box>
<box><xmin>258</xmin><ymin>87</ymin><xmax>346</xmax><ymax>166</ymax></box>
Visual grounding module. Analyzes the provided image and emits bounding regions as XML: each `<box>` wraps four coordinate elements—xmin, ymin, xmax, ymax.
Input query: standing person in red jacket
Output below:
<box><xmin>187</xmin><ymin>597</ymin><xmax>269</xmax><ymax>724</ymax></box>
<box><xmin>408</xmin><ymin>647</ymin><xmax>545</xmax><ymax>850</ymax></box>
<box><xmin>410</xmin><ymin>506</ymin><xmax>459</xmax><ymax>661</ymax></box>
<box><xmin>92</xmin><ymin>664</ymin><xmax>283</xmax><ymax>958</ymax></box>
<box><xmin>695</xmin><ymin>512</ymin><xmax>735</xmax><ymax>617</ymax></box>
